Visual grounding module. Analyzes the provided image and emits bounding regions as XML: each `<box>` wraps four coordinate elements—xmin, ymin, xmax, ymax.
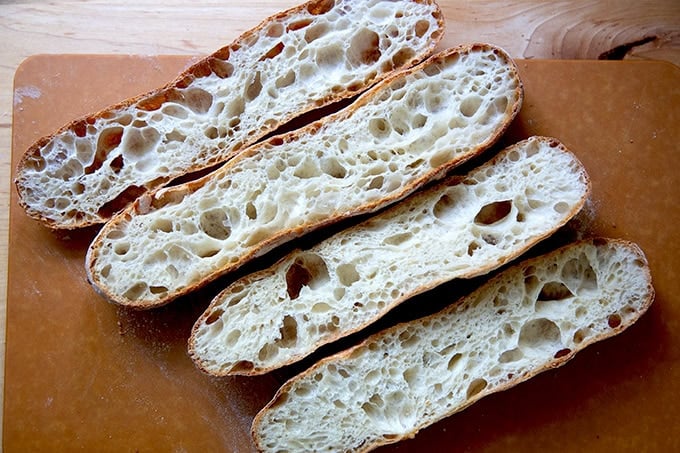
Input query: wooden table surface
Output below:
<box><xmin>1</xmin><ymin>0</ymin><xmax>679</xmax><ymax>444</ymax></box>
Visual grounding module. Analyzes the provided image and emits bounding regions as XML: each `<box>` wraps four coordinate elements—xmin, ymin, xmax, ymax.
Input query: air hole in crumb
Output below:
<box><xmin>208</xmin><ymin>57</ymin><xmax>234</xmax><ymax>79</ymax></box>
<box><xmin>337</xmin><ymin>263</ymin><xmax>360</xmax><ymax>286</ymax></box>
<box><xmin>368</xmin><ymin>117</ymin><xmax>391</xmax><ymax>139</ymax></box>
<box><xmin>181</xmin><ymin>87</ymin><xmax>213</xmax><ymax>114</ymax></box>
<box><xmin>121</xmin><ymin>126</ymin><xmax>161</xmax><ymax>161</ymax></box>
<box><xmin>474</xmin><ymin>200</ymin><xmax>512</xmax><ymax>225</ymax></box>
<box><xmin>205</xmin><ymin>309</ymin><xmax>224</xmax><ymax>325</ymax></box>
<box><xmin>391</xmin><ymin>47</ymin><xmax>416</xmax><ymax>69</ymax></box>
<box><xmin>573</xmin><ymin>328</ymin><xmax>588</xmax><ymax>344</ymax></box>
<box><xmin>113</xmin><ymin>242</ymin><xmax>130</xmax><ymax>256</ymax></box>
<box><xmin>123</xmin><ymin>282</ymin><xmax>148</xmax><ymax>301</ymax></box>
<box><xmin>84</xmin><ymin>126</ymin><xmax>124</xmax><ymax>174</ymax></box>
<box><xmin>307</xmin><ymin>0</ymin><xmax>333</xmax><ymax>15</ymax></box>
<box><xmin>321</xmin><ymin>157</ymin><xmax>347</xmax><ymax>178</ymax></box>
<box><xmin>347</xmin><ymin>28</ymin><xmax>381</xmax><ymax>67</ymax></box>
<box><xmin>288</xmin><ymin>18</ymin><xmax>311</xmax><ymax>31</ymax></box>
<box><xmin>433</xmin><ymin>193</ymin><xmax>457</xmax><ymax>221</ymax></box>
<box><xmin>285</xmin><ymin>253</ymin><xmax>330</xmax><ymax>299</ymax></box>
<box><xmin>554</xmin><ymin>348</ymin><xmax>571</xmax><ymax>359</ymax></box>
<box><xmin>245</xmin><ymin>71</ymin><xmax>263</xmax><ymax>101</ymax></box>
<box><xmin>415</xmin><ymin>19</ymin><xmax>430</xmax><ymax>38</ymax></box>
<box><xmin>466</xmin><ymin>378</ymin><xmax>488</xmax><ymax>399</ymax></box>
<box><xmin>608</xmin><ymin>313</ymin><xmax>622</xmax><ymax>328</ymax></box>
<box><xmin>518</xmin><ymin>318</ymin><xmax>562</xmax><ymax>354</ymax></box>
<box><xmin>199</xmin><ymin>209</ymin><xmax>231</xmax><ymax>240</ymax></box>
<box><xmin>538</xmin><ymin>281</ymin><xmax>574</xmax><ymax>301</ymax></box>
<box><xmin>275</xmin><ymin>70</ymin><xmax>296</xmax><ymax>89</ymax></box>
<box><xmin>384</xmin><ymin>232</ymin><xmax>412</xmax><ymax>246</ymax></box>
<box><xmin>277</xmin><ymin>315</ymin><xmax>298</xmax><ymax>348</ymax></box>
<box><xmin>553</xmin><ymin>201</ymin><xmax>570</xmax><ymax>213</ymax></box>
<box><xmin>447</xmin><ymin>352</ymin><xmax>463</xmax><ymax>372</ymax></box>
<box><xmin>230</xmin><ymin>360</ymin><xmax>254</xmax><ymax>373</ymax></box>
<box><xmin>467</xmin><ymin>241</ymin><xmax>480</xmax><ymax>256</ymax></box>
<box><xmin>368</xmin><ymin>175</ymin><xmax>384</xmax><ymax>190</ymax></box>
<box><xmin>204</xmin><ymin>126</ymin><xmax>218</xmax><ymax>140</ymax></box>
<box><xmin>258</xmin><ymin>343</ymin><xmax>278</xmax><ymax>362</ymax></box>
<box><xmin>460</xmin><ymin>95</ymin><xmax>482</xmax><ymax>117</ymax></box>
<box><xmin>245</xmin><ymin>202</ymin><xmax>257</xmax><ymax>220</ymax></box>
<box><xmin>499</xmin><ymin>348</ymin><xmax>523</xmax><ymax>363</ymax></box>
<box><xmin>151</xmin><ymin>218</ymin><xmax>173</xmax><ymax>233</ymax></box>
<box><xmin>312</xmin><ymin>302</ymin><xmax>332</xmax><ymax>313</ymax></box>
<box><xmin>260</xmin><ymin>42</ymin><xmax>285</xmax><ymax>61</ymax></box>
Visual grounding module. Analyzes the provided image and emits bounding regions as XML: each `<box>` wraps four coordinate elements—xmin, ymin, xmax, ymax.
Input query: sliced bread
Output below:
<box><xmin>86</xmin><ymin>43</ymin><xmax>524</xmax><ymax>308</ymax></box>
<box><xmin>189</xmin><ymin>136</ymin><xmax>591</xmax><ymax>376</ymax></box>
<box><xmin>14</xmin><ymin>0</ymin><xmax>444</xmax><ymax>229</ymax></box>
<box><xmin>251</xmin><ymin>238</ymin><xmax>654</xmax><ymax>452</ymax></box>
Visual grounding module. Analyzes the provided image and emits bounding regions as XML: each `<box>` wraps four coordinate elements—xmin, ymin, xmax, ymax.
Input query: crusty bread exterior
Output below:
<box><xmin>86</xmin><ymin>43</ymin><xmax>524</xmax><ymax>309</ymax></box>
<box><xmin>14</xmin><ymin>0</ymin><xmax>444</xmax><ymax>230</ymax></box>
<box><xmin>251</xmin><ymin>238</ymin><xmax>654</xmax><ymax>452</ymax></box>
<box><xmin>189</xmin><ymin>136</ymin><xmax>591</xmax><ymax>376</ymax></box>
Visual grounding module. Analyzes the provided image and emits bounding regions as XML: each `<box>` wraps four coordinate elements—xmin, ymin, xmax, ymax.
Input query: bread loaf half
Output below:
<box><xmin>252</xmin><ymin>238</ymin><xmax>654</xmax><ymax>452</ymax></box>
<box><xmin>86</xmin><ymin>43</ymin><xmax>523</xmax><ymax>309</ymax></box>
<box><xmin>14</xmin><ymin>0</ymin><xmax>444</xmax><ymax>230</ymax></box>
<box><xmin>189</xmin><ymin>136</ymin><xmax>590</xmax><ymax>376</ymax></box>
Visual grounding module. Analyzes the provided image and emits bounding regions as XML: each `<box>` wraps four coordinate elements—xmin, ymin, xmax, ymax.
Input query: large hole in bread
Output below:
<box><xmin>433</xmin><ymin>192</ymin><xmax>457</xmax><ymax>221</ymax></box>
<box><xmin>347</xmin><ymin>28</ymin><xmax>381</xmax><ymax>67</ymax></box>
<box><xmin>180</xmin><ymin>87</ymin><xmax>213</xmax><ymax>114</ymax></box>
<box><xmin>199</xmin><ymin>208</ymin><xmax>231</xmax><ymax>240</ymax></box>
<box><xmin>368</xmin><ymin>117</ymin><xmax>391</xmax><ymax>139</ymax></box>
<box><xmin>276</xmin><ymin>315</ymin><xmax>298</xmax><ymax>349</ymax></box>
<box><xmin>466</xmin><ymin>378</ymin><xmax>488</xmax><ymax>399</ymax></box>
<box><xmin>245</xmin><ymin>71</ymin><xmax>263</xmax><ymax>101</ymax></box>
<box><xmin>337</xmin><ymin>263</ymin><xmax>360</xmax><ymax>286</ymax></box>
<box><xmin>320</xmin><ymin>157</ymin><xmax>347</xmax><ymax>178</ymax></box>
<box><xmin>460</xmin><ymin>95</ymin><xmax>482</xmax><ymax>117</ymax></box>
<box><xmin>121</xmin><ymin>126</ymin><xmax>161</xmax><ymax>162</ymax></box>
<box><xmin>285</xmin><ymin>253</ymin><xmax>330</xmax><ymax>300</ymax></box>
<box><xmin>208</xmin><ymin>57</ymin><xmax>234</xmax><ymax>79</ymax></box>
<box><xmin>518</xmin><ymin>318</ymin><xmax>562</xmax><ymax>355</ymax></box>
<box><xmin>474</xmin><ymin>200</ymin><xmax>512</xmax><ymax>225</ymax></box>
<box><xmin>307</xmin><ymin>0</ymin><xmax>333</xmax><ymax>15</ymax></box>
<box><xmin>538</xmin><ymin>281</ymin><xmax>574</xmax><ymax>301</ymax></box>
<box><xmin>561</xmin><ymin>256</ymin><xmax>598</xmax><ymax>293</ymax></box>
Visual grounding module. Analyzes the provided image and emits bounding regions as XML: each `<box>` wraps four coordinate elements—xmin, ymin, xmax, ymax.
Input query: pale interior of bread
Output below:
<box><xmin>252</xmin><ymin>239</ymin><xmax>652</xmax><ymax>453</ymax></box>
<box><xmin>88</xmin><ymin>44</ymin><xmax>522</xmax><ymax>307</ymax></box>
<box><xmin>190</xmin><ymin>136</ymin><xmax>589</xmax><ymax>375</ymax></box>
<box><xmin>16</xmin><ymin>0</ymin><xmax>442</xmax><ymax>228</ymax></box>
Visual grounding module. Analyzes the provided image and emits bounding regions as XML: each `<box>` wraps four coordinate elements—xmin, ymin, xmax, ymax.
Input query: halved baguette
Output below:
<box><xmin>251</xmin><ymin>238</ymin><xmax>654</xmax><ymax>452</ymax></box>
<box><xmin>189</xmin><ymin>136</ymin><xmax>591</xmax><ymax>376</ymax></box>
<box><xmin>86</xmin><ymin>43</ymin><xmax>524</xmax><ymax>308</ymax></box>
<box><xmin>14</xmin><ymin>0</ymin><xmax>444</xmax><ymax>230</ymax></box>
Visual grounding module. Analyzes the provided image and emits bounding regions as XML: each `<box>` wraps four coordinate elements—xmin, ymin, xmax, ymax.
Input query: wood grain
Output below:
<box><xmin>0</xmin><ymin>0</ymin><xmax>678</xmax><ymax>444</ymax></box>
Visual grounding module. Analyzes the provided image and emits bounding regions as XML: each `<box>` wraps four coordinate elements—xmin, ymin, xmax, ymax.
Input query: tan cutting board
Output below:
<box><xmin>6</xmin><ymin>55</ymin><xmax>680</xmax><ymax>452</ymax></box>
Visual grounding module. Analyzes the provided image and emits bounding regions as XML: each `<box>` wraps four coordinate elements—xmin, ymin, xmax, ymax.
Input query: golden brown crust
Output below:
<box><xmin>15</xmin><ymin>0</ymin><xmax>445</xmax><ymax>230</ymax></box>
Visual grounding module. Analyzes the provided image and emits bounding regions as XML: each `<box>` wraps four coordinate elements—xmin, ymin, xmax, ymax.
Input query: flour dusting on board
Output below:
<box><xmin>14</xmin><ymin>85</ymin><xmax>42</xmax><ymax>105</ymax></box>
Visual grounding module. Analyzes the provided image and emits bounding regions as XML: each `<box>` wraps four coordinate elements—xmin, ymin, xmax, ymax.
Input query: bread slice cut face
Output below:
<box><xmin>189</xmin><ymin>136</ymin><xmax>591</xmax><ymax>375</ymax></box>
<box><xmin>14</xmin><ymin>0</ymin><xmax>444</xmax><ymax>229</ymax></box>
<box><xmin>86</xmin><ymin>43</ymin><xmax>523</xmax><ymax>308</ymax></box>
<box><xmin>251</xmin><ymin>238</ymin><xmax>654</xmax><ymax>453</ymax></box>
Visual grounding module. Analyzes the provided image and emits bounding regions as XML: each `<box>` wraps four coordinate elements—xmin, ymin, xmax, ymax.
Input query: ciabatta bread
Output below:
<box><xmin>252</xmin><ymin>238</ymin><xmax>654</xmax><ymax>453</ymax></box>
<box><xmin>189</xmin><ymin>136</ymin><xmax>590</xmax><ymax>376</ymax></box>
<box><xmin>86</xmin><ymin>43</ymin><xmax>524</xmax><ymax>308</ymax></box>
<box><xmin>14</xmin><ymin>0</ymin><xmax>444</xmax><ymax>230</ymax></box>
